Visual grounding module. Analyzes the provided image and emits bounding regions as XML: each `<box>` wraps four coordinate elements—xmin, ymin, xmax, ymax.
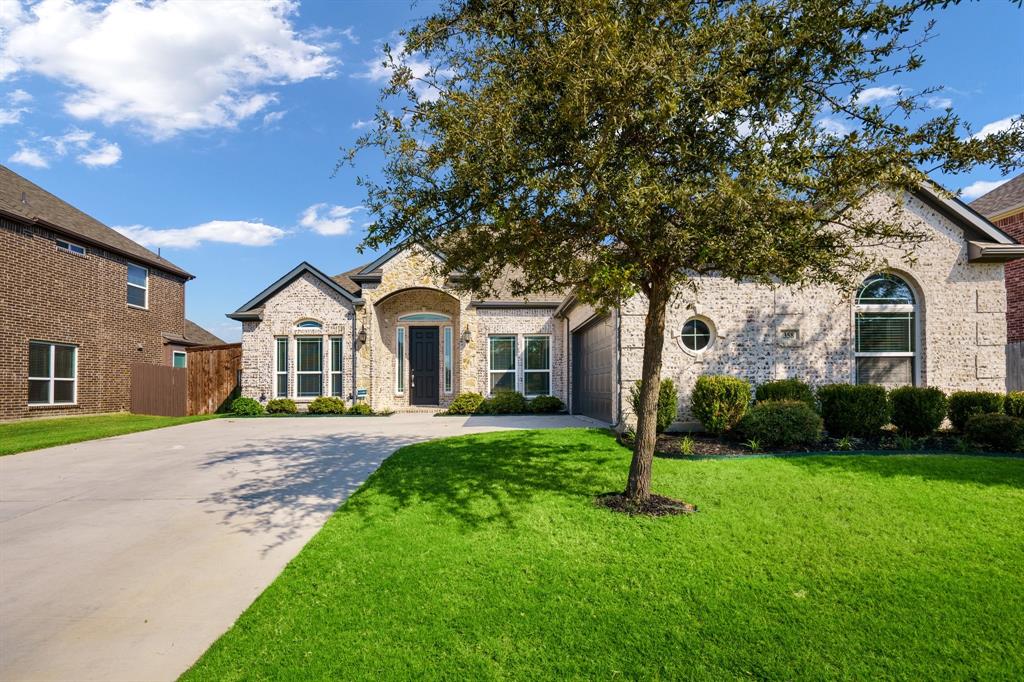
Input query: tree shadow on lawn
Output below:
<box><xmin>784</xmin><ymin>453</ymin><xmax>1024</xmax><ymax>490</ymax></box>
<box><xmin>341</xmin><ymin>429</ymin><xmax>623</xmax><ymax>529</ymax></box>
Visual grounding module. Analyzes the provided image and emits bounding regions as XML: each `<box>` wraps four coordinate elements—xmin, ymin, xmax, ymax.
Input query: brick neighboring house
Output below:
<box><xmin>230</xmin><ymin>183</ymin><xmax>1023</xmax><ymax>428</ymax></box>
<box><xmin>970</xmin><ymin>174</ymin><xmax>1024</xmax><ymax>343</ymax></box>
<box><xmin>0</xmin><ymin>164</ymin><xmax>199</xmax><ymax>420</ymax></box>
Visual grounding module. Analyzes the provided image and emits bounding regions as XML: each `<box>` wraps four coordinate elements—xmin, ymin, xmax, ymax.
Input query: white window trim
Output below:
<box><xmin>28</xmin><ymin>341</ymin><xmax>77</xmax><ymax>406</ymax></box>
<box><xmin>853</xmin><ymin>273</ymin><xmax>920</xmax><ymax>386</ymax></box>
<box><xmin>443</xmin><ymin>326</ymin><xmax>453</xmax><ymax>394</ymax></box>
<box><xmin>330</xmin><ymin>336</ymin><xmax>344</xmax><ymax>397</ymax></box>
<box><xmin>395</xmin><ymin>327</ymin><xmax>406</xmax><ymax>395</ymax></box>
<box><xmin>295</xmin><ymin>336</ymin><xmax>324</xmax><ymax>398</ymax></box>
<box><xmin>127</xmin><ymin>263</ymin><xmax>149</xmax><ymax>310</ymax></box>
<box><xmin>678</xmin><ymin>316</ymin><xmax>715</xmax><ymax>356</ymax></box>
<box><xmin>55</xmin><ymin>238</ymin><xmax>86</xmax><ymax>256</ymax></box>
<box><xmin>399</xmin><ymin>311</ymin><xmax>452</xmax><ymax>322</ymax></box>
<box><xmin>172</xmin><ymin>351</ymin><xmax>187</xmax><ymax>368</ymax></box>
<box><xmin>274</xmin><ymin>337</ymin><xmax>288</xmax><ymax>398</ymax></box>
<box><xmin>487</xmin><ymin>335</ymin><xmax>518</xmax><ymax>396</ymax></box>
<box><xmin>523</xmin><ymin>334</ymin><xmax>552</xmax><ymax>397</ymax></box>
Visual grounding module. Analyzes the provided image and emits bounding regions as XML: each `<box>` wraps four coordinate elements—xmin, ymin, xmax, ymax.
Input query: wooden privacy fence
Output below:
<box><xmin>130</xmin><ymin>343</ymin><xmax>241</xmax><ymax>416</ymax></box>
<box><xmin>1009</xmin><ymin>342</ymin><xmax>1024</xmax><ymax>392</ymax></box>
<box><xmin>130</xmin><ymin>363</ymin><xmax>187</xmax><ymax>416</ymax></box>
<box><xmin>186</xmin><ymin>343</ymin><xmax>242</xmax><ymax>415</ymax></box>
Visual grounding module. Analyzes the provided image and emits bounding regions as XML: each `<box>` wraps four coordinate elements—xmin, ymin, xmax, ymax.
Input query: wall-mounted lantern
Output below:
<box><xmin>461</xmin><ymin>325</ymin><xmax>472</xmax><ymax>343</ymax></box>
<box><xmin>358</xmin><ymin>325</ymin><xmax>367</xmax><ymax>345</ymax></box>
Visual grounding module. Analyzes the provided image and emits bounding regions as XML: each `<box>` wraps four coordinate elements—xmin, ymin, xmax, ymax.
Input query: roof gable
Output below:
<box><xmin>228</xmin><ymin>262</ymin><xmax>361</xmax><ymax>320</ymax></box>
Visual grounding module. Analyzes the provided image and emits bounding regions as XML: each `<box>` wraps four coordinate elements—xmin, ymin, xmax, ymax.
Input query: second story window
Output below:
<box><xmin>55</xmin><ymin>238</ymin><xmax>86</xmax><ymax>256</ymax></box>
<box><xmin>127</xmin><ymin>263</ymin><xmax>148</xmax><ymax>308</ymax></box>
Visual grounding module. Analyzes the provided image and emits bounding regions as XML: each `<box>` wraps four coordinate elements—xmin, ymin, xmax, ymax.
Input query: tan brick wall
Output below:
<box><xmin>0</xmin><ymin>217</ymin><xmax>186</xmax><ymax>420</ymax></box>
<box><xmin>475</xmin><ymin>308</ymin><xmax>566</xmax><ymax>400</ymax></box>
<box><xmin>618</xmin><ymin>192</ymin><xmax>1008</xmax><ymax>429</ymax></box>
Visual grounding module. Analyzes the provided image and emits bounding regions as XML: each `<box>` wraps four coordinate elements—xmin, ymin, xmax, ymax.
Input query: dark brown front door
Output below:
<box><xmin>410</xmin><ymin>327</ymin><xmax>440</xmax><ymax>405</ymax></box>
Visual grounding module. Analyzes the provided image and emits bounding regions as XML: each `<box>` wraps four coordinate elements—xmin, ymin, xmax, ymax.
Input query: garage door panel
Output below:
<box><xmin>572</xmin><ymin>316</ymin><xmax>614</xmax><ymax>423</ymax></box>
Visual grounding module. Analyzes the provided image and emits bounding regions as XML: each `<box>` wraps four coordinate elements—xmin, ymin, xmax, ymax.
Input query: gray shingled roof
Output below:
<box><xmin>969</xmin><ymin>174</ymin><xmax>1024</xmax><ymax>218</ymax></box>
<box><xmin>0</xmin><ymin>164</ymin><xmax>192</xmax><ymax>279</ymax></box>
<box><xmin>184</xmin><ymin>319</ymin><xmax>226</xmax><ymax>346</ymax></box>
<box><xmin>331</xmin><ymin>265</ymin><xmax>366</xmax><ymax>295</ymax></box>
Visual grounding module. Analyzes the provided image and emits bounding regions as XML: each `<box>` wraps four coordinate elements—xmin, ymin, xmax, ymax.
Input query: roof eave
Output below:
<box><xmin>914</xmin><ymin>182</ymin><xmax>1016</xmax><ymax>246</ymax></box>
<box><xmin>967</xmin><ymin>241</ymin><xmax>1024</xmax><ymax>263</ymax></box>
<box><xmin>470</xmin><ymin>300</ymin><xmax>562</xmax><ymax>309</ymax></box>
<box><xmin>226</xmin><ymin>311</ymin><xmax>263</xmax><ymax>321</ymax></box>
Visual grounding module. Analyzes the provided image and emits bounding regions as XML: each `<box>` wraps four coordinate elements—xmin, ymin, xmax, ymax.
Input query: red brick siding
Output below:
<box><xmin>0</xmin><ymin>218</ymin><xmax>186</xmax><ymax>420</ymax></box>
<box><xmin>995</xmin><ymin>210</ymin><xmax>1024</xmax><ymax>342</ymax></box>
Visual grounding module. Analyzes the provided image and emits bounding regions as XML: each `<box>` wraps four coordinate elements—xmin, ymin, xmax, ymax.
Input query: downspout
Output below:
<box><xmin>351</xmin><ymin>307</ymin><xmax>358</xmax><ymax>407</ymax></box>
<box><xmin>615</xmin><ymin>307</ymin><xmax>622</xmax><ymax>428</ymax></box>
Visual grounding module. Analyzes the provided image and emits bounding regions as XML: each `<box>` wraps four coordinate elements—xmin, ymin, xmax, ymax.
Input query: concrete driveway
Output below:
<box><xmin>0</xmin><ymin>412</ymin><xmax>595</xmax><ymax>681</ymax></box>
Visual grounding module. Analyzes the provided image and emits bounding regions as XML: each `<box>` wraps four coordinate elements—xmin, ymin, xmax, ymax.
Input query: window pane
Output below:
<box><xmin>53</xmin><ymin>380</ymin><xmax>74</xmax><ymax>403</ymax></box>
<box><xmin>276</xmin><ymin>374</ymin><xmax>287</xmax><ymax>398</ymax></box>
<box><xmin>490</xmin><ymin>337</ymin><xmax>515</xmax><ymax>371</ymax></box>
<box><xmin>857</xmin><ymin>357</ymin><xmax>913</xmax><ymax>386</ymax></box>
<box><xmin>490</xmin><ymin>371</ymin><xmax>515</xmax><ymax>393</ymax></box>
<box><xmin>276</xmin><ymin>338</ymin><xmax>287</xmax><ymax>369</ymax></box>
<box><xmin>172</xmin><ymin>352</ymin><xmax>186</xmax><ymax>369</ymax></box>
<box><xmin>525</xmin><ymin>337</ymin><xmax>549</xmax><ymax>370</ymax></box>
<box><xmin>127</xmin><ymin>285</ymin><xmax>146</xmax><ymax>307</ymax></box>
<box><xmin>332</xmin><ymin>374</ymin><xmax>343</xmax><ymax>397</ymax></box>
<box><xmin>682</xmin><ymin>319</ymin><xmax>711</xmax><ymax>351</ymax></box>
<box><xmin>297</xmin><ymin>339</ymin><xmax>322</xmax><ymax>372</ymax></box>
<box><xmin>28</xmin><ymin>379</ymin><xmax>49</xmax><ymax>403</ymax></box>
<box><xmin>297</xmin><ymin>320</ymin><xmax>321</xmax><ymax>328</ymax></box>
<box><xmin>127</xmin><ymin>264</ymin><xmax>148</xmax><ymax>287</ymax></box>
<box><xmin>443</xmin><ymin>327</ymin><xmax>453</xmax><ymax>392</ymax></box>
<box><xmin>297</xmin><ymin>373</ymin><xmax>321</xmax><ymax>397</ymax></box>
<box><xmin>29</xmin><ymin>342</ymin><xmax>50</xmax><ymax>377</ymax></box>
<box><xmin>524</xmin><ymin>372</ymin><xmax>550</xmax><ymax>396</ymax></box>
<box><xmin>54</xmin><ymin>346</ymin><xmax>75</xmax><ymax>377</ymax></box>
<box><xmin>856</xmin><ymin>313</ymin><xmax>913</xmax><ymax>353</ymax></box>
<box><xmin>396</xmin><ymin>329</ymin><xmax>405</xmax><ymax>392</ymax></box>
<box><xmin>331</xmin><ymin>338</ymin><xmax>343</xmax><ymax>372</ymax></box>
<box><xmin>857</xmin><ymin>274</ymin><xmax>914</xmax><ymax>305</ymax></box>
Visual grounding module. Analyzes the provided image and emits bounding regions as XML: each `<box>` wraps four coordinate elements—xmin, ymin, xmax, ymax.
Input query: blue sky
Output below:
<box><xmin>1</xmin><ymin>0</ymin><xmax>1022</xmax><ymax>342</ymax></box>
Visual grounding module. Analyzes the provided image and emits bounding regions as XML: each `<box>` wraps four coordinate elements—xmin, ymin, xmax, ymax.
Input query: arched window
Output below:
<box><xmin>398</xmin><ymin>312</ymin><xmax>451</xmax><ymax>322</ymax></box>
<box><xmin>855</xmin><ymin>273</ymin><xmax>917</xmax><ymax>386</ymax></box>
<box><xmin>296</xmin><ymin>319</ymin><xmax>322</xmax><ymax>328</ymax></box>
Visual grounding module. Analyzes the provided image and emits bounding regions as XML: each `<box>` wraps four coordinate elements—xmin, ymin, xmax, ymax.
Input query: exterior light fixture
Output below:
<box><xmin>358</xmin><ymin>326</ymin><xmax>367</xmax><ymax>344</ymax></box>
<box><xmin>461</xmin><ymin>325</ymin><xmax>472</xmax><ymax>343</ymax></box>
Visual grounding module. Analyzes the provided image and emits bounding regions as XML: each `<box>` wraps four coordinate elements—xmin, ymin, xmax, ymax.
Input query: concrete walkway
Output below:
<box><xmin>0</xmin><ymin>413</ymin><xmax>595</xmax><ymax>681</ymax></box>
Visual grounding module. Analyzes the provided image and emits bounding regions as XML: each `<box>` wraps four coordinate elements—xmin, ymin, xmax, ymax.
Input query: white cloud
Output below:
<box><xmin>972</xmin><ymin>115</ymin><xmax>1019</xmax><ymax>139</ymax></box>
<box><xmin>926</xmin><ymin>96</ymin><xmax>952</xmax><ymax>110</ymax></box>
<box><xmin>0</xmin><ymin>0</ymin><xmax>336</xmax><ymax>139</ymax></box>
<box><xmin>855</xmin><ymin>86</ymin><xmax>901</xmax><ymax>105</ymax></box>
<box><xmin>0</xmin><ymin>87</ymin><xmax>32</xmax><ymax>124</ymax></box>
<box><xmin>960</xmin><ymin>178</ymin><xmax>1009</xmax><ymax>201</ymax></box>
<box><xmin>8</xmin><ymin>88</ymin><xmax>31</xmax><ymax>104</ymax></box>
<box><xmin>351</xmin><ymin>118</ymin><xmax>372</xmax><ymax>129</ymax></box>
<box><xmin>339</xmin><ymin>26</ymin><xmax>359</xmax><ymax>44</ymax></box>
<box><xmin>261</xmin><ymin>110</ymin><xmax>287</xmax><ymax>127</ymax></box>
<box><xmin>8</xmin><ymin>144</ymin><xmax>47</xmax><ymax>168</ymax></box>
<box><xmin>355</xmin><ymin>41</ymin><xmax>449</xmax><ymax>102</ymax></box>
<box><xmin>78</xmin><ymin>142</ymin><xmax>121</xmax><ymax>167</ymax></box>
<box><xmin>115</xmin><ymin>220</ymin><xmax>287</xmax><ymax>249</ymax></box>
<box><xmin>299</xmin><ymin>203</ymin><xmax>363</xmax><ymax>236</ymax></box>
<box><xmin>817</xmin><ymin>117</ymin><xmax>851</xmax><ymax>137</ymax></box>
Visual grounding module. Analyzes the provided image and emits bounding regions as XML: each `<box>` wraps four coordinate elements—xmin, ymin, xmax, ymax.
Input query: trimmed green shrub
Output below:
<box><xmin>265</xmin><ymin>398</ymin><xmax>297</xmax><ymax>414</ymax></box>
<box><xmin>755</xmin><ymin>379</ymin><xmax>815</xmax><ymax>408</ymax></box>
<box><xmin>691</xmin><ymin>375</ymin><xmax>751</xmax><ymax>435</ymax></box>
<box><xmin>948</xmin><ymin>391</ymin><xmax>1005</xmax><ymax>431</ymax></box>
<box><xmin>231</xmin><ymin>396</ymin><xmax>264</xmax><ymax>416</ymax></box>
<box><xmin>347</xmin><ymin>403</ymin><xmax>374</xmax><ymax>415</ymax></box>
<box><xmin>529</xmin><ymin>395</ymin><xmax>565</xmax><ymax>414</ymax></box>
<box><xmin>964</xmin><ymin>413</ymin><xmax>1024</xmax><ymax>452</ymax></box>
<box><xmin>889</xmin><ymin>386</ymin><xmax>947</xmax><ymax>437</ymax></box>
<box><xmin>307</xmin><ymin>396</ymin><xmax>347</xmax><ymax>415</ymax></box>
<box><xmin>816</xmin><ymin>384</ymin><xmax>890</xmax><ymax>438</ymax></box>
<box><xmin>735</xmin><ymin>400</ymin><xmax>824</xmax><ymax>449</ymax></box>
<box><xmin>629</xmin><ymin>378</ymin><xmax>679</xmax><ymax>433</ymax></box>
<box><xmin>479</xmin><ymin>391</ymin><xmax>528</xmax><ymax>414</ymax></box>
<box><xmin>447</xmin><ymin>392</ymin><xmax>485</xmax><ymax>415</ymax></box>
<box><xmin>1005</xmin><ymin>391</ymin><xmax>1024</xmax><ymax>419</ymax></box>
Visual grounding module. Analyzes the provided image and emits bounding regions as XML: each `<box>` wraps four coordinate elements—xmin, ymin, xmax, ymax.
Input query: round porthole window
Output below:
<box><xmin>681</xmin><ymin>318</ymin><xmax>712</xmax><ymax>352</ymax></box>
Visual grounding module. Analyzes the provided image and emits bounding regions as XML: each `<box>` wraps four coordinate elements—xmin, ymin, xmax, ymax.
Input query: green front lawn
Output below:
<box><xmin>185</xmin><ymin>429</ymin><xmax>1024</xmax><ymax>680</ymax></box>
<box><xmin>0</xmin><ymin>413</ymin><xmax>219</xmax><ymax>456</ymax></box>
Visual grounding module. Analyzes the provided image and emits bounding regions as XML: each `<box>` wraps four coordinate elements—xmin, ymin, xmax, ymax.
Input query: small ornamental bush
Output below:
<box><xmin>889</xmin><ymin>386</ymin><xmax>947</xmax><ymax>437</ymax></box>
<box><xmin>447</xmin><ymin>392</ymin><xmax>485</xmax><ymax>415</ymax></box>
<box><xmin>755</xmin><ymin>379</ymin><xmax>815</xmax><ymax>408</ymax></box>
<box><xmin>307</xmin><ymin>396</ymin><xmax>347</xmax><ymax>415</ymax></box>
<box><xmin>529</xmin><ymin>395</ymin><xmax>565</xmax><ymax>414</ymax></box>
<box><xmin>479</xmin><ymin>391</ymin><xmax>528</xmax><ymax>414</ymax></box>
<box><xmin>347</xmin><ymin>403</ymin><xmax>374</xmax><ymax>415</ymax></box>
<box><xmin>231</xmin><ymin>396</ymin><xmax>264</xmax><ymax>416</ymax></box>
<box><xmin>948</xmin><ymin>391</ymin><xmax>1005</xmax><ymax>431</ymax></box>
<box><xmin>1005</xmin><ymin>391</ymin><xmax>1024</xmax><ymax>419</ymax></box>
<box><xmin>964</xmin><ymin>413</ymin><xmax>1024</xmax><ymax>452</ymax></box>
<box><xmin>690</xmin><ymin>375</ymin><xmax>751</xmax><ymax>435</ymax></box>
<box><xmin>816</xmin><ymin>384</ymin><xmax>890</xmax><ymax>438</ymax></box>
<box><xmin>265</xmin><ymin>398</ymin><xmax>297</xmax><ymax>415</ymax></box>
<box><xmin>735</xmin><ymin>400</ymin><xmax>824</xmax><ymax>449</ymax></box>
<box><xmin>629</xmin><ymin>378</ymin><xmax>679</xmax><ymax>433</ymax></box>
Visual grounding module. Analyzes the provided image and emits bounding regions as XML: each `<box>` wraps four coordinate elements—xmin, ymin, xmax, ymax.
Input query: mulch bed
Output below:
<box><xmin>595</xmin><ymin>492</ymin><xmax>698</xmax><ymax>517</ymax></box>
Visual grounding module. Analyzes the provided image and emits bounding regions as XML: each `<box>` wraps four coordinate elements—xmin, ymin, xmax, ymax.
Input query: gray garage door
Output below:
<box><xmin>572</xmin><ymin>315</ymin><xmax>614</xmax><ymax>423</ymax></box>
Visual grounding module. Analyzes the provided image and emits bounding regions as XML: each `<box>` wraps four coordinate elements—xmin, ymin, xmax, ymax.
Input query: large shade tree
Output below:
<box><xmin>350</xmin><ymin>0</ymin><xmax>1023</xmax><ymax>504</ymax></box>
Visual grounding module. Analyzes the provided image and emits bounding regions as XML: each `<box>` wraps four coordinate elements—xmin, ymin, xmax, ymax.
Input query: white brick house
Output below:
<box><xmin>228</xmin><ymin>185</ymin><xmax>1023</xmax><ymax>427</ymax></box>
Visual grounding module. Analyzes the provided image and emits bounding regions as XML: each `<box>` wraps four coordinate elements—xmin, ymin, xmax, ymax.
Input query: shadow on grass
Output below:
<box><xmin>784</xmin><ymin>452</ymin><xmax>1024</xmax><ymax>489</ymax></box>
<box><xmin>342</xmin><ymin>429</ymin><xmax>622</xmax><ymax>529</ymax></box>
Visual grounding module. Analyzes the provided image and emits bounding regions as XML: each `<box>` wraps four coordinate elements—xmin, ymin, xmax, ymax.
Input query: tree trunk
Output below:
<box><xmin>624</xmin><ymin>277</ymin><xmax>670</xmax><ymax>503</ymax></box>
